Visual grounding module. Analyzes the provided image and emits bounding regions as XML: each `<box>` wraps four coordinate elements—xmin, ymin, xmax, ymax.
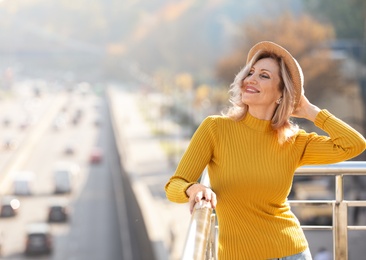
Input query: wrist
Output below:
<box><xmin>306</xmin><ymin>105</ymin><xmax>321</xmax><ymax>122</ymax></box>
<box><xmin>185</xmin><ymin>183</ymin><xmax>195</xmax><ymax>197</ymax></box>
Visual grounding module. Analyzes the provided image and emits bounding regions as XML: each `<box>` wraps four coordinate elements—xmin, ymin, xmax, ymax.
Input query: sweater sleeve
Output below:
<box><xmin>165</xmin><ymin>116</ymin><xmax>217</xmax><ymax>203</ymax></box>
<box><xmin>299</xmin><ymin>109</ymin><xmax>366</xmax><ymax>166</ymax></box>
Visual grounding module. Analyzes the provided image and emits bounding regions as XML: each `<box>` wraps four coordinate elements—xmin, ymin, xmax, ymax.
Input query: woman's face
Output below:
<box><xmin>241</xmin><ymin>57</ymin><xmax>282</xmax><ymax>117</ymax></box>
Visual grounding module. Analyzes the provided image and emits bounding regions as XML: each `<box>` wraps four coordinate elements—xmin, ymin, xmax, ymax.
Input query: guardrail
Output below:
<box><xmin>182</xmin><ymin>161</ymin><xmax>366</xmax><ymax>260</ymax></box>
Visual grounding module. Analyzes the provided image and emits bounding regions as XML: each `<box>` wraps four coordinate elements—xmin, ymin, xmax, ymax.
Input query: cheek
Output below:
<box><xmin>241</xmin><ymin>79</ymin><xmax>247</xmax><ymax>89</ymax></box>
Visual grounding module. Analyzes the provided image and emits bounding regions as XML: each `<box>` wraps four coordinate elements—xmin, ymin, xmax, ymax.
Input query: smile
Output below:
<box><xmin>245</xmin><ymin>86</ymin><xmax>260</xmax><ymax>93</ymax></box>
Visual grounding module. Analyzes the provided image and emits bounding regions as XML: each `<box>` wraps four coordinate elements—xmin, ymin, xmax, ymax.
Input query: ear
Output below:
<box><xmin>276</xmin><ymin>97</ymin><xmax>283</xmax><ymax>104</ymax></box>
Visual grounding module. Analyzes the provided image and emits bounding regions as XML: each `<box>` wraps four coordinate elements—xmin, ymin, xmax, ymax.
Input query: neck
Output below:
<box><xmin>247</xmin><ymin>105</ymin><xmax>276</xmax><ymax>120</ymax></box>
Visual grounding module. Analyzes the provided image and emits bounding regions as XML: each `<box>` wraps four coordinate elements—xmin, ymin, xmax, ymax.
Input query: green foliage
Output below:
<box><xmin>303</xmin><ymin>0</ymin><xmax>366</xmax><ymax>40</ymax></box>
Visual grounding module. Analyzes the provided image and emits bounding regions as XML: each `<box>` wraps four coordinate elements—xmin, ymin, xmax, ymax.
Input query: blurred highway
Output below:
<box><xmin>0</xmin><ymin>83</ymin><xmax>153</xmax><ymax>260</ymax></box>
<box><xmin>1</xmin><ymin>82</ymin><xmax>365</xmax><ymax>260</ymax></box>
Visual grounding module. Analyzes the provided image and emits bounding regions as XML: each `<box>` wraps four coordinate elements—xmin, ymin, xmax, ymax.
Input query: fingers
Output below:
<box><xmin>189</xmin><ymin>198</ymin><xmax>196</xmax><ymax>214</ymax></box>
<box><xmin>189</xmin><ymin>191</ymin><xmax>204</xmax><ymax>214</ymax></box>
<box><xmin>188</xmin><ymin>185</ymin><xmax>217</xmax><ymax>214</ymax></box>
<box><xmin>210</xmin><ymin>192</ymin><xmax>217</xmax><ymax>209</ymax></box>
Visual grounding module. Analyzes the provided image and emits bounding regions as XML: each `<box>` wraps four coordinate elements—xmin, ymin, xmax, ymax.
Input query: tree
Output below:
<box><xmin>303</xmin><ymin>0</ymin><xmax>366</xmax><ymax>157</ymax></box>
<box><xmin>303</xmin><ymin>0</ymin><xmax>366</xmax><ymax>41</ymax></box>
<box><xmin>215</xmin><ymin>13</ymin><xmax>342</xmax><ymax>105</ymax></box>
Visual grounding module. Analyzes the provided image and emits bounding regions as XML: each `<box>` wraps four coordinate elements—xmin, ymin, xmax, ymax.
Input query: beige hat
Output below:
<box><xmin>246</xmin><ymin>41</ymin><xmax>304</xmax><ymax>108</ymax></box>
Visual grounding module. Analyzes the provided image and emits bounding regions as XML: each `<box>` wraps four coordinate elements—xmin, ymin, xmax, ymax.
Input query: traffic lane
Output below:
<box><xmin>53</xmin><ymin>95</ymin><xmax>123</xmax><ymax>260</ymax></box>
<box><xmin>0</xmin><ymin>91</ymin><xmax>71</xmax><ymax>259</ymax></box>
<box><xmin>57</xmin><ymin>160</ymin><xmax>122</xmax><ymax>260</ymax></box>
<box><xmin>1</xmin><ymin>90</ymin><xmax>154</xmax><ymax>260</ymax></box>
<box><xmin>0</xmin><ymin>92</ymin><xmax>69</xmax><ymax>196</ymax></box>
<box><xmin>0</xmin><ymin>94</ymin><xmax>57</xmax><ymax>172</ymax></box>
<box><xmin>51</xmin><ymin>93</ymin><xmax>151</xmax><ymax>260</ymax></box>
<box><xmin>0</xmin><ymin>96</ymin><xmax>75</xmax><ymax>257</ymax></box>
<box><xmin>0</xmin><ymin>92</ymin><xmax>109</xmax><ymax>258</ymax></box>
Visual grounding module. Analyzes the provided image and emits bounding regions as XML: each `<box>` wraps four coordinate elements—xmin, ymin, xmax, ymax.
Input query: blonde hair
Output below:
<box><xmin>223</xmin><ymin>50</ymin><xmax>299</xmax><ymax>144</ymax></box>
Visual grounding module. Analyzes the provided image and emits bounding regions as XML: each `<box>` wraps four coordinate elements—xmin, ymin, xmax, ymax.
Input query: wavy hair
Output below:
<box><xmin>222</xmin><ymin>50</ymin><xmax>299</xmax><ymax>144</ymax></box>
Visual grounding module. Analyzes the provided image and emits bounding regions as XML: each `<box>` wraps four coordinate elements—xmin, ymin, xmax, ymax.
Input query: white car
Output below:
<box><xmin>53</xmin><ymin>162</ymin><xmax>80</xmax><ymax>194</ymax></box>
<box><xmin>13</xmin><ymin>171</ymin><xmax>35</xmax><ymax>196</ymax></box>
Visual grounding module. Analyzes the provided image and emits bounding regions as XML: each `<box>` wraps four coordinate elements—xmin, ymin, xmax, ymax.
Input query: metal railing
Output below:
<box><xmin>181</xmin><ymin>171</ymin><xmax>218</xmax><ymax>260</ymax></box>
<box><xmin>181</xmin><ymin>161</ymin><xmax>366</xmax><ymax>260</ymax></box>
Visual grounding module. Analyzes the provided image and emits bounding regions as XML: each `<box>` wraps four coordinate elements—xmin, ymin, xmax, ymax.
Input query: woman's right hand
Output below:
<box><xmin>186</xmin><ymin>183</ymin><xmax>217</xmax><ymax>214</ymax></box>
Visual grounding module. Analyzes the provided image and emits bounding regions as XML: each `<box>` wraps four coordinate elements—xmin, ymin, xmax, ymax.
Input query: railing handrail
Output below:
<box><xmin>181</xmin><ymin>200</ymin><xmax>214</xmax><ymax>260</ymax></box>
<box><xmin>182</xmin><ymin>161</ymin><xmax>366</xmax><ymax>260</ymax></box>
<box><xmin>295</xmin><ymin>161</ymin><xmax>366</xmax><ymax>174</ymax></box>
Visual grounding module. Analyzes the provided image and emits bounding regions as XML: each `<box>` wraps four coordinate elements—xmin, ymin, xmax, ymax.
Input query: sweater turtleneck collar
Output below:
<box><xmin>241</xmin><ymin>112</ymin><xmax>273</xmax><ymax>133</ymax></box>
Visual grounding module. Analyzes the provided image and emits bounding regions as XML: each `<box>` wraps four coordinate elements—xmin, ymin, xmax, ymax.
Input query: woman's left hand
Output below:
<box><xmin>291</xmin><ymin>95</ymin><xmax>320</xmax><ymax>122</ymax></box>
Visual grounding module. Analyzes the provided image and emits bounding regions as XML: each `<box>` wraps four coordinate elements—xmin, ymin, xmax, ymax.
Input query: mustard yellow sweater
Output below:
<box><xmin>165</xmin><ymin>110</ymin><xmax>366</xmax><ymax>259</ymax></box>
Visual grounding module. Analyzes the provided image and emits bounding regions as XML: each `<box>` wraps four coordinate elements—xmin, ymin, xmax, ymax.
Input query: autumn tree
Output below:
<box><xmin>303</xmin><ymin>0</ymin><xmax>366</xmax><ymax>146</ymax></box>
<box><xmin>215</xmin><ymin>13</ymin><xmax>342</xmax><ymax>105</ymax></box>
<box><xmin>303</xmin><ymin>0</ymin><xmax>366</xmax><ymax>42</ymax></box>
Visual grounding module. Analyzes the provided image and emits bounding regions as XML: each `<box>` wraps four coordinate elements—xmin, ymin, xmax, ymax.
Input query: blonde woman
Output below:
<box><xmin>165</xmin><ymin>41</ymin><xmax>366</xmax><ymax>259</ymax></box>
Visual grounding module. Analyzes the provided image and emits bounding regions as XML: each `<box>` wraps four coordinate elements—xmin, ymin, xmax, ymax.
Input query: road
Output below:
<box><xmin>2</xmin><ymin>83</ymin><xmax>365</xmax><ymax>260</ymax></box>
<box><xmin>0</xmin><ymin>84</ymin><xmax>154</xmax><ymax>260</ymax></box>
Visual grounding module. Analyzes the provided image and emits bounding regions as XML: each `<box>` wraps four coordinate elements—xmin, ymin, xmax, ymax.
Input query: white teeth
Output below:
<box><xmin>246</xmin><ymin>88</ymin><xmax>259</xmax><ymax>93</ymax></box>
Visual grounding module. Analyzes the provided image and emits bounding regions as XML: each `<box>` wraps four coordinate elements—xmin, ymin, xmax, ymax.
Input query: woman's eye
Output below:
<box><xmin>260</xmin><ymin>74</ymin><xmax>270</xmax><ymax>79</ymax></box>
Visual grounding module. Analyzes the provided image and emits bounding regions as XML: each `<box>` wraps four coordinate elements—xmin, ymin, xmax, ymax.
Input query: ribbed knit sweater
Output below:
<box><xmin>165</xmin><ymin>109</ymin><xmax>366</xmax><ymax>259</ymax></box>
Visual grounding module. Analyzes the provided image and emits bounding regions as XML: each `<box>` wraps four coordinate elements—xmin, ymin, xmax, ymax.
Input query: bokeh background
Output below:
<box><xmin>0</xmin><ymin>0</ymin><xmax>365</xmax><ymax>259</ymax></box>
<box><xmin>1</xmin><ymin>0</ymin><xmax>366</xmax><ymax>147</ymax></box>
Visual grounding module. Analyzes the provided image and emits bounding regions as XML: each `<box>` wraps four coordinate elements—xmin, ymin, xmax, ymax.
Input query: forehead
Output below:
<box><xmin>252</xmin><ymin>57</ymin><xmax>280</xmax><ymax>73</ymax></box>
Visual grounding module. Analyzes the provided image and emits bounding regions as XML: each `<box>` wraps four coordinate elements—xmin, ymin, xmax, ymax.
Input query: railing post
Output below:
<box><xmin>182</xmin><ymin>201</ymin><xmax>213</xmax><ymax>260</ymax></box>
<box><xmin>182</xmin><ymin>163</ymin><xmax>366</xmax><ymax>260</ymax></box>
<box><xmin>334</xmin><ymin>174</ymin><xmax>348</xmax><ymax>260</ymax></box>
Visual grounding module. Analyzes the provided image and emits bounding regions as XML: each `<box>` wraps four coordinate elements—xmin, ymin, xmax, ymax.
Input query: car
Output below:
<box><xmin>0</xmin><ymin>196</ymin><xmax>20</xmax><ymax>217</ymax></box>
<box><xmin>52</xmin><ymin>115</ymin><xmax>67</xmax><ymax>131</ymax></box>
<box><xmin>19</xmin><ymin>116</ymin><xmax>33</xmax><ymax>130</ymax></box>
<box><xmin>47</xmin><ymin>202</ymin><xmax>69</xmax><ymax>223</ymax></box>
<box><xmin>3</xmin><ymin>137</ymin><xmax>17</xmax><ymax>150</ymax></box>
<box><xmin>13</xmin><ymin>171</ymin><xmax>35</xmax><ymax>196</ymax></box>
<box><xmin>90</xmin><ymin>147</ymin><xmax>103</xmax><ymax>164</ymax></box>
<box><xmin>25</xmin><ymin>223</ymin><xmax>53</xmax><ymax>256</ymax></box>
<box><xmin>2</xmin><ymin>117</ymin><xmax>10</xmax><ymax>127</ymax></box>
<box><xmin>52</xmin><ymin>162</ymin><xmax>80</xmax><ymax>194</ymax></box>
<box><xmin>64</xmin><ymin>143</ymin><xmax>76</xmax><ymax>155</ymax></box>
<box><xmin>93</xmin><ymin>117</ymin><xmax>102</xmax><ymax>126</ymax></box>
<box><xmin>71</xmin><ymin>109</ymin><xmax>83</xmax><ymax>125</ymax></box>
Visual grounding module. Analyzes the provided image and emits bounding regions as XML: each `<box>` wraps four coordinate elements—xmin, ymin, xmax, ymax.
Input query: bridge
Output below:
<box><xmin>0</xmin><ymin>83</ymin><xmax>365</xmax><ymax>260</ymax></box>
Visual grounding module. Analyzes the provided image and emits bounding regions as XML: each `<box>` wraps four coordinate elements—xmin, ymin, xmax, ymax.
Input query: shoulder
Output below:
<box><xmin>201</xmin><ymin>115</ymin><xmax>234</xmax><ymax>127</ymax></box>
<box><xmin>197</xmin><ymin>115</ymin><xmax>234</xmax><ymax>134</ymax></box>
<box><xmin>204</xmin><ymin>115</ymin><xmax>233</xmax><ymax>123</ymax></box>
<box><xmin>291</xmin><ymin>128</ymin><xmax>320</xmax><ymax>143</ymax></box>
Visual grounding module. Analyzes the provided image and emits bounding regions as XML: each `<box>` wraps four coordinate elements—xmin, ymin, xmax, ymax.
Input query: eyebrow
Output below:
<box><xmin>252</xmin><ymin>67</ymin><xmax>272</xmax><ymax>74</ymax></box>
<box><xmin>261</xmin><ymin>69</ymin><xmax>272</xmax><ymax>73</ymax></box>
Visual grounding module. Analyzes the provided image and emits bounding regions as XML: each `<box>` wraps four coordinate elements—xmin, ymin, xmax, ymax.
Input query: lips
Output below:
<box><xmin>245</xmin><ymin>86</ymin><xmax>260</xmax><ymax>93</ymax></box>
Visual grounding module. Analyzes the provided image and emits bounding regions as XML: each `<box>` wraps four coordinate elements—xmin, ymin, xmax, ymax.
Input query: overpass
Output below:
<box><xmin>0</xmin><ymin>84</ymin><xmax>365</xmax><ymax>259</ymax></box>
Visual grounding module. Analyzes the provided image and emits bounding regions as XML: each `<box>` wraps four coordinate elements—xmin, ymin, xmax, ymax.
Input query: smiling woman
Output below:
<box><xmin>165</xmin><ymin>41</ymin><xmax>366</xmax><ymax>259</ymax></box>
<box><xmin>241</xmin><ymin>57</ymin><xmax>282</xmax><ymax>119</ymax></box>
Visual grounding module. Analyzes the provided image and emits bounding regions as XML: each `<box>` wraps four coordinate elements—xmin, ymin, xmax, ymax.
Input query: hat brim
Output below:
<box><xmin>246</xmin><ymin>41</ymin><xmax>303</xmax><ymax>109</ymax></box>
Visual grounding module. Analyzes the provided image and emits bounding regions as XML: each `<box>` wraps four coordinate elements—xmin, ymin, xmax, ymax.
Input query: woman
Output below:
<box><xmin>165</xmin><ymin>41</ymin><xmax>366</xmax><ymax>259</ymax></box>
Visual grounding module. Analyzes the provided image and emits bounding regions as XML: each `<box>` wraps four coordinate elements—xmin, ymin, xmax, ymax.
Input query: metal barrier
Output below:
<box><xmin>182</xmin><ymin>161</ymin><xmax>366</xmax><ymax>260</ymax></box>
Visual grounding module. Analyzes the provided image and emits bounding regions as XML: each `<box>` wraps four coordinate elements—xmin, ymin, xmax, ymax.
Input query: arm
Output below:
<box><xmin>293</xmin><ymin>95</ymin><xmax>366</xmax><ymax>165</ymax></box>
<box><xmin>291</xmin><ymin>94</ymin><xmax>320</xmax><ymax>122</ymax></box>
<box><xmin>165</xmin><ymin>117</ymin><xmax>218</xmax><ymax>211</ymax></box>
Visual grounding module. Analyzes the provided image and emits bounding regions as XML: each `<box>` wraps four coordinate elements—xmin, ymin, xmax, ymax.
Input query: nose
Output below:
<box><xmin>246</xmin><ymin>73</ymin><xmax>258</xmax><ymax>84</ymax></box>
